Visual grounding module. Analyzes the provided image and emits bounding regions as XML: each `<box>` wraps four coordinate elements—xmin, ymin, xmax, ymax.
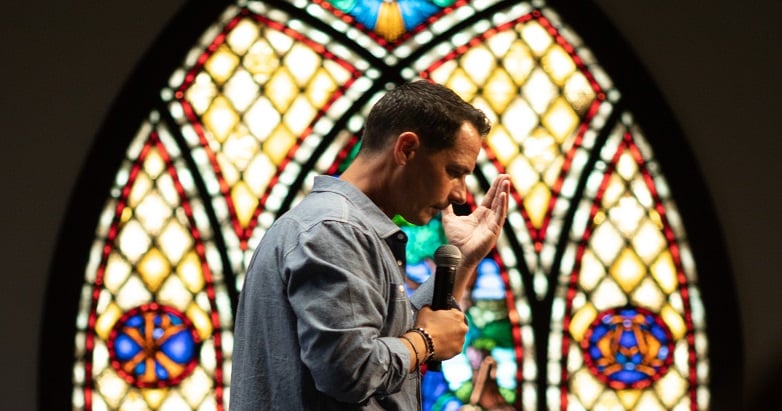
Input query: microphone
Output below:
<box><xmin>428</xmin><ymin>244</ymin><xmax>461</xmax><ymax>371</ymax></box>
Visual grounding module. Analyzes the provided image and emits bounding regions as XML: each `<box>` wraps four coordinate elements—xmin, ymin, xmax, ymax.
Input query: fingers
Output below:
<box><xmin>482</xmin><ymin>175</ymin><xmax>510</xmax><ymax>226</ymax></box>
<box><xmin>482</xmin><ymin>174</ymin><xmax>510</xmax><ymax>208</ymax></box>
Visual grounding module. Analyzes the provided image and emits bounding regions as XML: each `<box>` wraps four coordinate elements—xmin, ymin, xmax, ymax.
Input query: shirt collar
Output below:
<box><xmin>311</xmin><ymin>175</ymin><xmax>405</xmax><ymax>241</ymax></box>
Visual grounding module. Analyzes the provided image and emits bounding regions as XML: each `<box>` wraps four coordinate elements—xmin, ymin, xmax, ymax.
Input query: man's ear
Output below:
<box><xmin>393</xmin><ymin>132</ymin><xmax>420</xmax><ymax>165</ymax></box>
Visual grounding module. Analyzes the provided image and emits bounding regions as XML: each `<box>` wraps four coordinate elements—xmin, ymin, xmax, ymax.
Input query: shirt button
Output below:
<box><xmin>397</xmin><ymin>260</ymin><xmax>403</xmax><ymax>266</ymax></box>
<box><xmin>397</xmin><ymin>233</ymin><xmax>405</xmax><ymax>240</ymax></box>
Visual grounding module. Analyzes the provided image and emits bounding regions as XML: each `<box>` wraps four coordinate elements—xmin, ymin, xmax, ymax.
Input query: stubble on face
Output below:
<box><xmin>403</xmin><ymin>123</ymin><xmax>482</xmax><ymax>226</ymax></box>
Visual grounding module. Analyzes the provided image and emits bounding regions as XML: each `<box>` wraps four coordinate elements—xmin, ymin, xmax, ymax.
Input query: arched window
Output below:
<box><xmin>42</xmin><ymin>1</ymin><xmax>741</xmax><ymax>410</ymax></box>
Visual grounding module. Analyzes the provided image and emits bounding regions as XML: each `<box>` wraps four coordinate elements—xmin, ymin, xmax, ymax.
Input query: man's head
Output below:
<box><xmin>344</xmin><ymin>81</ymin><xmax>491</xmax><ymax>225</ymax></box>
<box><xmin>360</xmin><ymin>81</ymin><xmax>491</xmax><ymax>154</ymax></box>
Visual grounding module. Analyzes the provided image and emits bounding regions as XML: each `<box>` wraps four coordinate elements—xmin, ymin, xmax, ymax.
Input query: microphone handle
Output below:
<box><xmin>428</xmin><ymin>266</ymin><xmax>456</xmax><ymax>371</ymax></box>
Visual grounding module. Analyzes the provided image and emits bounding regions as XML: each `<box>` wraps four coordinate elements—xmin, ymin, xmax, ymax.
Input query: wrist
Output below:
<box><xmin>400</xmin><ymin>333</ymin><xmax>422</xmax><ymax>369</ymax></box>
<box><xmin>408</xmin><ymin>327</ymin><xmax>435</xmax><ymax>362</ymax></box>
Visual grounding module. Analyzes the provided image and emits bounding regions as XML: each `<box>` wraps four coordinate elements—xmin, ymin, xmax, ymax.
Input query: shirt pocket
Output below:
<box><xmin>384</xmin><ymin>282</ymin><xmax>413</xmax><ymax>335</ymax></box>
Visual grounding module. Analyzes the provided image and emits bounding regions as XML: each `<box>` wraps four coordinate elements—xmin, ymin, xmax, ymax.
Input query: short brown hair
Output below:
<box><xmin>361</xmin><ymin>81</ymin><xmax>491</xmax><ymax>152</ymax></box>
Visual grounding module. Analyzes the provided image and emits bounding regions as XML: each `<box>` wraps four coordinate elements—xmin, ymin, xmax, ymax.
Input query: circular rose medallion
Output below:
<box><xmin>580</xmin><ymin>306</ymin><xmax>674</xmax><ymax>389</ymax></box>
<box><xmin>107</xmin><ymin>303</ymin><xmax>201</xmax><ymax>388</ymax></box>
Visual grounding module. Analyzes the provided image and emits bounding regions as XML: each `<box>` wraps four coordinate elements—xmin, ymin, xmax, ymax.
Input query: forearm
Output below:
<box><xmin>452</xmin><ymin>261</ymin><xmax>479</xmax><ymax>302</ymax></box>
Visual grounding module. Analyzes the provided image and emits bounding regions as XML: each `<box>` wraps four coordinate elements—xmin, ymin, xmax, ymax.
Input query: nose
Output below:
<box><xmin>449</xmin><ymin>177</ymin><xmax>468</xmax><ymax>205</ymax></box>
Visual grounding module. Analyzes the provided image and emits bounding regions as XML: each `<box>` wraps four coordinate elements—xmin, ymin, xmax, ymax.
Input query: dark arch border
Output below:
<box><xmin>39</xmin><ymin>1</ymin><xmax>743</xmax><ymax>410</ymax></box>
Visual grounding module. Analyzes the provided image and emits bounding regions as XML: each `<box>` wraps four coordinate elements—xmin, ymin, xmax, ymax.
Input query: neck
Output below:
<box><xmin>340</xmin><ymin>154</ymin><xmax>399</xmax><ymax>218</ymax></box>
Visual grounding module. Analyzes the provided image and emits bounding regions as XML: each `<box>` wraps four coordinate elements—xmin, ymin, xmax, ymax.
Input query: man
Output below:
<box><xmin>230</xmin><ymin>80</ymin><xmax>511</xmax><ymax>410</ymax></box>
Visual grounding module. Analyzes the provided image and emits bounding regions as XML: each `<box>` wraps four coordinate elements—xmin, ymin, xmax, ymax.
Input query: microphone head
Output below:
<box><xmin>434</xmin><ymin>244</ymin><xmax>461</xmax><ymax>268</ymax></box>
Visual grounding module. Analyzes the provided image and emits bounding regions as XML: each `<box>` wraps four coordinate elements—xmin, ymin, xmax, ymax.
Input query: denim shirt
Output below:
<box><xmin>230</xmin><ymin>176</ymin><xmax>436</xmax><ymax>410</ymax></box>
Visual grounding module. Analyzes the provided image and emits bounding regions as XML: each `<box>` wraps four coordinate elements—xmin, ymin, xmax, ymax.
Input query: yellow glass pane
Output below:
<box><xmin>443</xmin><ymin>67</ymin><xmax>479</xmax><ymax>102</ymax></box>
<box><xmin>654</xmin><ymin>369</ymin><xmax>688</xmax><ymax>408</ymax></box>
<box><xmin>231</xmin><ymin>181</ymin><xmax>259</xmax><ymax>227</ymax></box>
<box><xmin>569</xmin><ymin>302</ymin><xmax>597</xmax><ymax>342</ymax></box>
<box><xmin>95</xmin><ymin>302</ymin><xmax>122</xmax><ymax>341</ymax></box>
<box><xmin>571</xmin><ymin>368</ymin><xmax>601</xmax><ymax>407</ymax></box>
<box><xmin>483</xmin><ymin>68</ymin><xmax>515</xmax><ymax>113</ymax></box>
<box><xmin>177</xmin><ymin>251</ymin><xmax>205</xmax><ymax>294</ymax></box>
<box><xmin>223</xmin><ymin>130</ymin><xmax>260</xmax><ymax>172</ymax></box>
<box><xmin>266</xmin><ymin>69</ymin><xmax>298</xmax><ymax>111</ymax></box>
<box><xmin>264</xmin><ymin>127</ymin><xmax>297</xmax><ymax>165</ymax></box>
<box><xmin>616</xmin><ymin>389</ymin><xmax>643</xmax><ymax>410</ymax></box>
<box><xmin>307</xmin><ymin>68</ymin><xmax>339</xmax><ymax>108</ymax></box>
<box><xmin>602</xmin><ymin>174</ymin><xmax>626</xmax><ymax>207</ymax></box>
<box><xmin>117</xmin><ymin>219</ymin><xmax>151</xmax><ymax>264</ymax></box>
<box><xmin>245</xmin><ymin>97</ymin><xmax>281</xmax><ymax>139</ymax></box>
<box><xmin>204</xmin><ymin>44</ymin><xmax>240</xmax><ymax>85</ymax></box>
<box><xmin>217</xmin><ymin>151</ymin><xmax>241</xmax><ymax>186</ymax></box>
<box><xmin>609</xmin><ymin>247</ymin><xmax>645</xmax><ymax>293</ymax></box>
<box><xmin>520</xmin><ymin>20</ymin><xmax>552</xmax><ymax>57</ymax></box>
<box><xmin>631</xmin><ymin>277</ymin><xmax>666</xmax><ymax>311</ymax></box>
<box><xmin>635</xmin><ymin>390</ymin><xmax>664</xmax><ymax>410</ymax></box>
<box><xmin>591</xmin><ymin>278</ymin><xmax>628</xmax><ymax>311</ymax></box>
<box><xmin>541</xmin><ymin>44</ymin><xmax>576</xmax><ymax>87</ymax></box>
<box><xmin>187</xmin><ymin>302</ymin><xmax>214</xmax><ymax>341</ymax></box>
<box><xmin>523</xmin><ymin>181</ymin><xmax>551</xmax><ymax>228</ymax></box>
<box><xmin>616</xmin><ymin>151</ymin><xmax>638</xmax><ymax>180</ymax></box>
<box><xmin>578</xmin><ymin>251</ymin><xmax>606</xmax><ymax>292</ymax></box>
<box><xmin>158</xmin><ymin>275</ymin><xmax>192</xmax><ymax>312</ymax></box>
<box><xmin>136</xmin><ymin>191</ymin><xmax>171</xmax><ymax>236</ymax></box>
<box><xmin>202</xmin><ymin>96</ymin><xmax>239</xmax><ymax>143</ymax></box>
<box><xmin>508</xmin><ymin>155</ymin><xmax>536</xmax><ymax>193</ymax></box>
<box><xmin>227</xmin><ymin>18</ymin><xmax>260</xmax><ymax>55</ymax></box>
<box><xmin>95</xmin><ymin>368</ymin><xmax>126</xmax><ymax>409</ymax></box>
<box><xmin>503</xmin><ymin>40</ymin><xmax>535</xmax><ymax>86</ymax></box>
<box><xmin>185</xmin><ymin>72</ymin><xmax>218</xmax><ymax>115</ymax></box>
<box><xmin>141</xmin><ymin>388</ymin><xmax>168</xmax><ymax>410</ymax></box>
<box><xmin>590</xmin><ymin>221</ymin><xmax>622</xmax><ymax>265</ymax></box>
<box><xmin>285</xmin><ymin>95</ymin><xmax>318</xmax><ymax>136</ymax></box>
<box><xmin>522</xmin><ymin>68</ymin><xmax>556</xmax><ymax>114</ymax></box>
<box><xmin>486</xmin><ymin>128</ymin><xmax>519</xmax><ymax>165</ymax></box>
<box><xmin>462</xmin><ymin>46</ymin><xmax>496</xmax><ymax>85</ymax></box>
<box><xmin>115</xmin><ymin>275</ymin><xmax>153</xmax><ymax>310</ymax></box>
<box><xmin>542</xmin><ymin>97</ymin><xmax>578</xmax><ymax>143</ymax></box>
<box><xmin>563</xmin><ymin>71</ymin><xmax>596</xmax><ymax>115</ymax></box>
<box><xmin>159</xmin><ymin>221</ymin><xmax>192</xmax><ymax>265</ymax></box>
<box><xmin>138</xmin><ymin>247</ymin><xmax>172</xmax><ymax>293</ymax></box>
<box><xmin>608</xmin><ymin>195</ymin><xmax>645</xmax><ymax>237</ymax></box>
<box><xmin>180</xmin><ymin>368</ymin><xmax>212</xmax><ymax>407</ymax></box>
<box><xmin>375</xmin><ymin>1</ymin><xmax>405</xmax><ymax>41</ymax></box>
<box><xmin>128</xmin><ymin>173</ymin><xmax>153</xmax><ymax>208</ymax></box>
<box><xmin>245</xmin><ymin>154</ymin><xmax>276</xmax><ymax>196</ymax></box>
<box><xmin>502</xmin><ymin>98</ymin><xmax>537</xmax><ymax>143</ymax></box>
<box><xmin>104</xmin><ymin>253</ymin><xmax>131</xmax><ymax>294</ymax></box>
<box><xmin>245</xmin><ymin>39</ymin><xmax>281</xmax><ymax>83</ymax></box>
<box><xmin>224</xmin><ymin>69</ymin><xmax>260</xmax><ymax>112</ymax></box>
<box><xmin>143</xmin><ymin>148</ymin><xmax>166</xmax><ymax>179</ymax></box>
<box><xmin>661</xmin><ymin>303</ymin><xmax>686</xmax><ymax>340</ymax></box>
<box><xmin>285</xmin><ymin>43</ymin><xmax>321</xmax><ymax>86</ymax></box>
<box><xmin>523</xmin><ymin>127</ymin><xmax>557</xmax><ymax>173</ymax></box>
<box><xmin>593</xmin><ymin>389</ymin><xmax>622</xmax><ymax>410</ymax></box>
<box><xmin>651</xmin><ymin>250</ymin><xmax>679</xmax><ymax>294</ymax></box>
<box><xmin>632</xmin><ymin>219</ymin><xmax>666</xmax><ymax>264</ymax></box>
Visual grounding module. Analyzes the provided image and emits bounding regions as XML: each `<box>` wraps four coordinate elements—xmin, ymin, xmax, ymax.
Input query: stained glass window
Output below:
<box><xmin>42</xmin><ymin>0</ymin><xmax>738</xmax><ymax>410</ymax></box>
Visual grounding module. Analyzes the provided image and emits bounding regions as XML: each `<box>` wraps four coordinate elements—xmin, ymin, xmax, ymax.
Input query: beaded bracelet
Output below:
<box><xmin>400</xmin><ymin>334</ymin><xmax>421</xmax><ymax>369</ymax></box>
<box><xmin>410</xmin><ymin>327</ymin><xmax>435</xmax><ymax>361</ymax></box>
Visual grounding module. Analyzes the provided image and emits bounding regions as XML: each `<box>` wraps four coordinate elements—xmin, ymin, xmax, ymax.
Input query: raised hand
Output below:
<box><xmin>441</xmin><ymin>174</ymin><xmax>510</xmax><ymax>299</ymax></box>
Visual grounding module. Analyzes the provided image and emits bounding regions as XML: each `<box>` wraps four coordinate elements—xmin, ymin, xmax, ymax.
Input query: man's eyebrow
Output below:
<box><xmin>450</xmin><ymin>164</ymin><xmax>474</xmax><ymax>175</ymax></box>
